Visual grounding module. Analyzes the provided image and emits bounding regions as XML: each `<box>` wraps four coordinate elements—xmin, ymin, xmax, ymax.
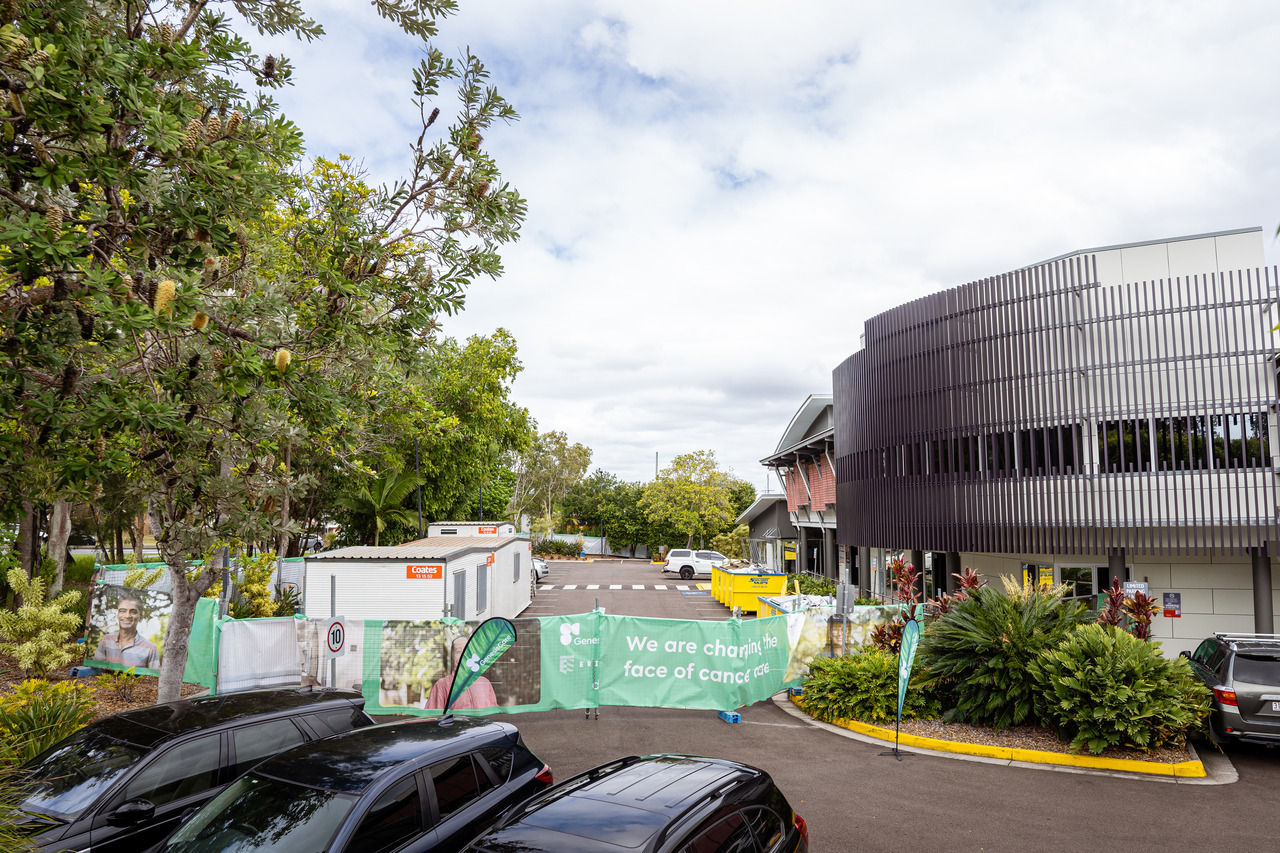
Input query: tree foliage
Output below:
<box><xmin>0</xmin><ymin>1</ymin><xmax>525</xmax><ymax>701</ymax></box>
<box><xmin>0</xmin><ymin>567</ymin><xmax>82</xmax><ymax>678</ymax></box>
<box><xmin>509</xmin><ymin>430</ymin><xmax>591</xmax><ymax>527</ymax></box>
<box><xmin>639</xmin><ymin>450</ymin><xmax>744</xmax><ymax>548</ymax></box>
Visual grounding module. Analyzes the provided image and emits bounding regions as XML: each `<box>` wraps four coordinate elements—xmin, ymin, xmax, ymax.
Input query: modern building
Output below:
<box><xmin>761</xmin><ymin>395</ymin><xmax>842</xmax><ymax>581</ymax></box>
<box><xmin>734</xmin><ymin>493</ymin><xmax>796</xmax><ymax>572</ymax></box>
<box><xmin>833</xmin><ymin>227</ymin><xmax>1279</xmax><ymax>656</ymax></box>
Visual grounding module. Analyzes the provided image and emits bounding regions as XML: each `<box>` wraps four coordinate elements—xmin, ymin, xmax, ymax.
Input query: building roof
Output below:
<box><xmin>308</xmin><ymin>536</ymin><xmax>525</xmax><ymax>561</ymax></box>
<box><xmin>762</xmin><ymin>394</ymin><xmax>833</xmax><ymax>466</ymax></box>
<box><xmin>1031</xmin><ymin>226</ymin><xmax>1262</xmax><ymax>267</ymax></box>
<box><xmin>735</xmin><ymin>493</ymin><xmax>787</xmax><ymax>526</ymax></box>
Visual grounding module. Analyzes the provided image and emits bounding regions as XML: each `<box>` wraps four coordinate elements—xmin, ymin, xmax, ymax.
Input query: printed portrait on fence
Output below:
<box><xmin>377</xmin><ymin>619</ymin><xmax>542</xmax><ymax>711</ymax></box>
<box><xmin>84</xmin><ymin>585</ymin><xmax>169</xmax><ymax>672</ymax></box>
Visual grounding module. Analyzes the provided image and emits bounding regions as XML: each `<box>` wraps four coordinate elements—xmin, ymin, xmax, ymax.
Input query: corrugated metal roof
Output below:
<box><xmin>308</xmin><ymin>536</ymin><xmax>526</xmax><ymax>561</ymax></box>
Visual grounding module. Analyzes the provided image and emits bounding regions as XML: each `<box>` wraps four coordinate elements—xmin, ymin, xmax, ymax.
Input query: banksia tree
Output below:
<box><xmin>153</xmin><ymin>278</ymin><xmax>175</xmax><ymax>314</ymax></box>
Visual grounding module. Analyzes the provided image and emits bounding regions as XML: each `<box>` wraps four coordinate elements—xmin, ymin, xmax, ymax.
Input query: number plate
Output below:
<box><xmin>1272</xmin><ymin>701</ymin><xmax>1280</xmax><ymax>712</ymax></box>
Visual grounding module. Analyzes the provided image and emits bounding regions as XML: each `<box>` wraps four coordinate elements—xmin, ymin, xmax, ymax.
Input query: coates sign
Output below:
<box><xmin>478</xmin><ymin>526</ymin><xmax>498</xmax><ymax>534</ymax></box>
<box><xmin>406</xmin><ymin>564</ymin><xmax>443</xmax><ymax>580</ymax></box>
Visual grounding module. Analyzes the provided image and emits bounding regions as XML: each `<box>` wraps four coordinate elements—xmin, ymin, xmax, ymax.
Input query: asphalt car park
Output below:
<box><xmin>507</xmin><ymin>559</ymin><xmax>1280</xmax><ymax>853</ymax></box>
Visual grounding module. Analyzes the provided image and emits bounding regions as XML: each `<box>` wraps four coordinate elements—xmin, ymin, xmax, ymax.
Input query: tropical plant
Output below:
<box><xmin>532</xmin><ymin>536</ymin><xmax>584</xmax><ymax>558</ymax></box>
<box><xmin>801</xmin><ymin>651</ymin><xmax>941</xmax><ymax>725</ymax></box>
<box><xmin>94</xmin><ymin>666</ymin><xmax>140</xmax><ymax>702</ymax></box>
<box><xmin>795</xmin><ymin>574</ymin><xmax>837</xmax><ymax>597</ymax></box>
<box><xmin>1029</xmin><ymin>624</ymin><xmax>1211</xmax><ymax>753</ymax></box>
<box><xmin>336</xmin><ymin>469</ymin><xmax>425</xmax><ymax>547</ymax></box>
<box><xmin>273</xmin><ymin>582</ymin><xmax>302</xmax><ymax>617</ymax></box>
<box><xmin>917</xmin><ymin>576</ymin><xmax>1089</xmax><ymax>729</ymax></box>
<box><xmin>0</xmin><ymin>679</ymin><xmax>95</xmax><ymax>762</ymax></box>
<box><xmin>1097</xmin><ymin>576</ymin><xmax>1126</xmax><ymax>627</ymax></box>
<box><xmin>0</xmin><ymin>568</ymin><xmax>84</xmax><ymax>678</ymax></box>
<box><xmin>1123</xmin><ymin>590</ymin><xmax>1159</xmax><ymax>640</ymax></box>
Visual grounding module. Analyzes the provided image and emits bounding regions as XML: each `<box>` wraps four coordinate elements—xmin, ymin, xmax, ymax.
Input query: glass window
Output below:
<box><xmin>1211</xmin><ymin>414</ymin><xmax>1227</xmax><ymax>469</ymax></box>
<box><xmin>478</xmin><ymin>747</ymin><xmax>512</xmax><ymax>784</ymax></box>
<box><xmin>19</xmin><ymin>731</ymin><xmax>148</xmax><ymax>820</ymax></box>
<box><xmin>430</xmin><ymin>754</ymin><xmax>481</xmax><ymax>819</ymax></box>
<box><xmin>229</xmin><ymin>719</ymin><xmax>304</xmax><ymax>779</ymax></box>
<box><xmin>1058</xmin><ymin>566</ymin><xmax>1096</xmax><ymax>605</ymax></box>
<box><xmin>347</xmin><ymin>775</ymin><xmax>422</xmax><ymax>853</ymax></box>
<box><xmin>476</xmin><ymin>566</ymin><xmax>488</xmax><ymax>613</ymax></box>
<box><xmin>681</xmin><ymin>811</ymin><xmax>756</xmax><ymax>853</ymax></box>
<box><xmin>305</xmin><ymin>707</ymin><xmax>371</xmax><ymax>738</ymax></box>
<box><xmin>1233</xmin><ymin>654</ymin><xmax>1280</xmax><ymax>684</ymax></box>
<box><xmin>1191</xmin><ymin>640</ymin><xmax>1216</xmax><ymax>665</ymax></box>
<box><xmin>165</xmin><ymin>775</ymin><xmax>355</xmax><ymax>853</ymax></box>
<box><xmin>744</xmin><ymin>807</ymin><xmax>784</xmax><ymax>851</ymax></box>
<box><xmin>124</xmin><ymin>734</ymin><xmax>221</xmax><ymax>806</ymax></box>
<box><xmin>513</xmin><ymin>552</ymin><xmax>520</xmax><ymax>583</ymax></box>
<box><xmin>1246</xmin><ymin>413</ymin><xmax>1269</xmax><ymax>468</ymax></box>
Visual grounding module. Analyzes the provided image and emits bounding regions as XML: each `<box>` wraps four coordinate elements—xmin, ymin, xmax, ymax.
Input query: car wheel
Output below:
<box><xmin>680</xmin><ymin>566</ymin><xmax>694</xmax><ymax>580</ymax></box>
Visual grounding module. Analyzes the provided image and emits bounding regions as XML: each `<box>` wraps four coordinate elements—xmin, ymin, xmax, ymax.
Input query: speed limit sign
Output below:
<box><xmin>324</xmin><ymin>617</ymin><xmax>346</xmax><ymax>659</ymax></box>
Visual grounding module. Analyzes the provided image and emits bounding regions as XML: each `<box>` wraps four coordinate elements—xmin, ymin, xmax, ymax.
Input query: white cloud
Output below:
<box><xmin>252</xmin><ymin>0</ymin><xmax>1280</xmax><ymax>485</ymax></box>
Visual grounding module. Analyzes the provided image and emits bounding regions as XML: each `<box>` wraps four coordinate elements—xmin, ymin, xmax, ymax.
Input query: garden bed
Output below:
<box><xmin>0</xmin><ymin>650</ymin><xmax>206</xmax><ymax>721</ymax></box>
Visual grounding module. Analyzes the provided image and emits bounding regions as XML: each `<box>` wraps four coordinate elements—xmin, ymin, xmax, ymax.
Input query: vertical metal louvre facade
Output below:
<box><xmin>834</xmin><ymin>255</ymin><xmax>1280</xmax><ymax>556</ymax></box>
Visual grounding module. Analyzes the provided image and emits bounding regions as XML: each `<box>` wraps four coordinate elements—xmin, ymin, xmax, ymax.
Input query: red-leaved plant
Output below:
<box><xmin>1097</xmin><ymin>577</ymin><xmax>1126</xmax><ymax>628</ymax></box>
<box><xmin>1123</xmin><ymin>591</ymin><xmax>1159</xmax><ymax>641</ymax></box>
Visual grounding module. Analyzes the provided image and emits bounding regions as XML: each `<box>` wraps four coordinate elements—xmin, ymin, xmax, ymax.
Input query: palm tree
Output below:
<box><xmin>336</xmin><ymin>468</ymin><xmax>424</xmax><ymax>546</ymax></box>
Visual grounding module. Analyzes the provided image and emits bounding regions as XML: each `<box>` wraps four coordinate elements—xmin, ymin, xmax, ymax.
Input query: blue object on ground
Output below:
<box><xmin>789</xmin><ymin>686</ymin><xmax>804</xmax><ymax>696</ymax></box>
<box><xmin>717</xmin><ymin>710</ymin><xmax>742</xmax><ymax>724</ymax></box>
<box><xmin>70</xmin><ymin>666</ymin><xmax>101</xmax><ymax>678</ymax></box>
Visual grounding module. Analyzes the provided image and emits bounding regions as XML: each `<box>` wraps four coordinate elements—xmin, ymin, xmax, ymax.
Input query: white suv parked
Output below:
<box><xmin>662</xmin><ymin>549</ymin><xmax>728</xmax><ymax>580</ymax></box>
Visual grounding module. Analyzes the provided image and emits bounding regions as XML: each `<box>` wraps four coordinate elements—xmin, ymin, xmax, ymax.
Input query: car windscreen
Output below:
<box><xmin>1234</xmin><ymin>654</ymin><xmax>1280</xmax><ymax>684</ymax></box>
<box><xmin>163</xmin><ymin>774</ymin><xmax>356</xmax><ymax>853</ymax></box>
<box><xmin>20</xmin><ymin>730</ymin><xmax>150</xmax><ymax>820</ymax></box>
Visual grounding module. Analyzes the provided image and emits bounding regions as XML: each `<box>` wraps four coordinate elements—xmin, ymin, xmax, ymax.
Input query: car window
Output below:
<box><xmin>1191</xmin><ymin>640</ymin><xmax>1216</xmax><ymax>665</ymax></box>
<box><xmin>346</xmin><ymin>775</ymin><xmax>423</xmax><ymax>853</ymax></box>
<box><xmin>696</xmin><ymin>552</ymin><xmax>722</xmax><ymax>561</ymax></box>
<box><xmin>124</xmin><ymin>734</ymin><xmax>221</xmax><ymax>806</ymax></box>
<box><xmin>1233</xmin><ymin>654</ymin><xmax>1280</xmax><ymax>684</ymax></box>
<box><xmin>20</xmin><ymin>731</ymin><xmax>149</xmax><ymax>820</ymax></box>
<box><xmin>1209</xmin><ymin>647</ymin><xmax>1230</xmax><ymax>679</ymax></box>
<box><xmin>229</xmin><ymin>718</ymin><xmax>305</xmax><ymax>779</ymax></box>
<box><xmin>430</xmin><ymin>754</ymin><xmax>481</xmax><ymax>819</ymax></box>
<box><xmin>478</xmin><ymin>747</ymin><xmax>512</xmax><ymax>784</ymax></box>
<box><xmin>744</xmin><ymin>807</ymin><xmax>784</xmax><ymax>851</ymax></box>
<box><xmin>305</xmin><ymin>706</ymin><xmax>372</xmax><ymax>737</ymax></box>
<box><xmin>670</xmin><ymin>550</ymin><xmax>691</xmax><ymax>558</ymax></box>
<box><xmin>164</xmin><ymin>774</ymin><xmax>355</xmax><ymax>853</ymax></box>
<box><xmin>682</xmin><ymin>810</ymin><xmax>757</xmax><ymax>853</ymax></box>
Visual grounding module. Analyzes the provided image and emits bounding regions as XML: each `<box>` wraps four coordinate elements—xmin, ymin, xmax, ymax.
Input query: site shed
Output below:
<box><xmin>303</xmin><ymin>536</ymin><xmax>533</xmax><ymax>621</ymax></box>
<box><xmin>427</xmin><ymin>521</ymin><xmax>516</xmax><ymax>537</ymax></box>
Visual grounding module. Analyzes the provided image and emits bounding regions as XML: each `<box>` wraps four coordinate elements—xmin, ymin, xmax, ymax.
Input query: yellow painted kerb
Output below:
<box><xmin>792</xmin><ymin>697</ymin><xmax>1206</xmax><ymax>778</ymax></box>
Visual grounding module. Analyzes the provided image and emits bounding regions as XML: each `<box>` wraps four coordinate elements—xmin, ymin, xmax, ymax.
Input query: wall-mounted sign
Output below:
<box><xmin>1162</xmin><ymin>592</ymin><xmax>1181</xmax><ymax>618</ymax></box>
<box><xmin>479</xmin><ymin>526</ymin><xmax>498</xmax><ymax>534</ymax></box>
<box><xmin>486</xmin><ymin>553</ymin><xmax>495</xmax><ymax>567</ymax></box>
<box><xmin>1124</xmin><ymin>581</ymin><xmax>1150</xmax><ymax>598</ymax></box>
<box><xmin>406</xmin><ymin>564</ymin><xmax>443</xmax><ymax>580</ymax></box>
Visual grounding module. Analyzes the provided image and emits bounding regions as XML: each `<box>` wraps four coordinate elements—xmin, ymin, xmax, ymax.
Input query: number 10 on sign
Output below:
<box><xmin>325</xmin><ymin>617</ymin><xmax>346</xmax><ymax>660</ymax></box>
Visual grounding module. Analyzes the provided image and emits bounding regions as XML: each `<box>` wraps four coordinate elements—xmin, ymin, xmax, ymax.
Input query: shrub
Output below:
<box><xmin>917</xmin><ymin>576</ymin><xmax>1088</xmax><ymax>730</ymax></box>
<box><xmin>1030</xmin><ymin>624</ymin><xmax>1210</xmax><ymax>754</ymax></box>
<box><xmin>0</xmin><ymin>679</ymin><xmax>95</xmax><ymax>762</ymax></box>
<box><xmin>801</xmin><ymin>650</ymin><xmax>940</xmax><ymax>725</ymax></box>
<box><xmin>795</xmin><ymin>574</ymin><xmax>836</xmax><ymax>597</ymax></box>
<box><xmin>94</xmin><ymin>666</ymin><xmax>140</xmax><ymax>703</ymax></box>
<box><xmin>0</xmin><ymin>568</ymin><xmax>85</xmax><ymax>678</ymax></box>
<box><xmin>532</xmin><ymin>537</ymin><xmax>584</xmax><ymax>557</ymax></box>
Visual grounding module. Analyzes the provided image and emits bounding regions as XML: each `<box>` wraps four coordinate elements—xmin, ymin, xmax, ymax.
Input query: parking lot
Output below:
<box><xmin>492</xmin><ymin>559</ymin><xmax>1280</xmax><ymax>852</ymax></box>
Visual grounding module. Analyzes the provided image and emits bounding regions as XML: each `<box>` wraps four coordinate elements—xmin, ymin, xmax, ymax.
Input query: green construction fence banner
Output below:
<box><xmin>362</xmin><ymin>610</ymin><xmax>806</xmax><ymax>716</ymax></box>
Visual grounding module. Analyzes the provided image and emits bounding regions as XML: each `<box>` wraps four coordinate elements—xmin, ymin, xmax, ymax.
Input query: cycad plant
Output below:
<box><xmin>917</xmin><ymin>576</ymin><xmax>1088</xmax><ymax>729</ymax></box>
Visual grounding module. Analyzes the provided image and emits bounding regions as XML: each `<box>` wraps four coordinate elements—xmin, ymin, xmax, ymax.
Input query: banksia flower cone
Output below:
<box><xmin>32</xmin><ymin>138</ymin><xmax>52</xmax><ymax>164</ymax></box>
<box><xmin>153</xmin><ymin>279</ymin><xmax>176</xmax><ymax>315</ymax></box>
<box><xmin>225</xmin><ymin>110</ymin><xmax>243</xmax><ymax>135</ymax></box>
<box><xmin>192</xmin><ymin>311</ymin><xmax>209</xmax><ymax>330</ymax></box>
<box><xmin>45</xmin><ymin>203</ymin><xmax>63</xmax><ymax>233</ymax></box>
<box><xmin>274</xmin><ymin>349</ymin><xmax>291</xmax><ymax>373</ymax></box>
<box><xmin>28</xmin><ymin>48</ymin><xmax>48</xmax><ymax>65</ymax></box>
<box><xmin>205</xmin><ymin>114</ymin><xmax>221</xmax><ymax>140</ymax></box>
<box><xmin>183</xmin><ymin>118</ymin><xmax>203</xmax><ymax>149</ymax></box>
<box><xmin>159</xmin><ymin>23</ymin><xmax>174</xmax><ymax>46</ymax></box>
<box><xmin>6</xmin><ymin>34</ymin><xmax>29</xmax><ymax>62</ymax></box>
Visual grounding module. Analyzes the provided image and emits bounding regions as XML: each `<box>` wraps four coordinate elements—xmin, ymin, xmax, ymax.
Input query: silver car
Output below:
<box><xmin>1184</xmin><ymin>633</ymin><xmax>1280</xmax><ymax>746</ymax></box>
<box><xmin>533</xmin><ymin>557</ymin><xmax>549</xmax><ymax>581</ymax></box>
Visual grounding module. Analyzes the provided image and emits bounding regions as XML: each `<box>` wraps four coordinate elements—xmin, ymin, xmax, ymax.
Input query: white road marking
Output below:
<box><xmin>586</xmin><ymin>584</ymin><xmax>600</xmax><ymax>589</ymax></box>
<box><xmin>562</xmin><ymin>584</ymin><xmax>578</xmax><ymax>590</ymax></box>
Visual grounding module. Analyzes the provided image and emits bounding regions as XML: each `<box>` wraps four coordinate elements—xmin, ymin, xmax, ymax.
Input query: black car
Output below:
<box><xmin>18</xmin><ymin>687</ymin><xmax>373</xmax><ymax>853</ymax></box>
<box><xmin>1183</xmin><ymin>632</ymin><xmax>1280</xmax><ymax>746</ymax></box>
<box><xmin>160</xmin><ymin>716</ymin><xmax>552</xmax><ymax>853</ymax></box>
<box><xmin>461</xmin><ymin>754</ymin><xmax>809</xmax><ymax>853</ymax></box>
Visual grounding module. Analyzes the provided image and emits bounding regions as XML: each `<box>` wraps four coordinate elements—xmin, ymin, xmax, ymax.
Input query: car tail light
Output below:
<box><xmin>535</xmin><ymin>764</ymin><xmax>553</xmax><ymax>785</ymax></box>
<box><xmin>1213</xmin><ymin>687</ymin><xmax>1238</xmax><ymax>707</ymax></box>
<box><xmin>793</xmin><ymin>813</ymin><xmax>808</xmax><ymax>846</ymax></box>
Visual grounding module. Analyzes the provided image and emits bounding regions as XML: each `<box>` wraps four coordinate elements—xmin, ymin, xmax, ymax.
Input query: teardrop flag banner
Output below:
<box><xmin>445</xmin><ymin>617</ymin><xmax>517</xmax><ymax>714</ymax></box>
<box><xmin>881</xmin><ymin>617</ymin><xmax>921</xmax><ymax>761</ymax></box>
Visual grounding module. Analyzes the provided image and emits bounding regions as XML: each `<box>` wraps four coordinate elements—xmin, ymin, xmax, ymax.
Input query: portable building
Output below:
<box><xmin>426</xmin><ymin>521</ymin><xmax>517</xmax><ymax>537</ymax></box>
<box><xmin>303</xmin><ymin>536</ymin><xmax>533</xmax><ymax>621</ymax></box>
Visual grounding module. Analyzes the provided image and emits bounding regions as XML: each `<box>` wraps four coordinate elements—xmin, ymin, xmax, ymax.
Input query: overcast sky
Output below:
<box><xmin>258</xmin><ymin>1</ymin><xmax>1280</xmax><ymax>490</ymax></box>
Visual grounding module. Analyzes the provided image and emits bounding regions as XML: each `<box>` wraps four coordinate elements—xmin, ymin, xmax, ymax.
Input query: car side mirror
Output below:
<box><xmin>108</xmin><ymin>798</ymin><xmax>156</xmax><ymax>826</ymax></box>
<box><xmin>1178</xmin><ymin>651</ymin><xmax>1191</xmax><ymax>659</ymax></box>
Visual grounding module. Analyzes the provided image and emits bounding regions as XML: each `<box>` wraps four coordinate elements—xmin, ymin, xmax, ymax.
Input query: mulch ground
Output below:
<box><xmin>0</xmin><ymin>650</ymin><xmax>206</xmax><ymax>721</ymax></box>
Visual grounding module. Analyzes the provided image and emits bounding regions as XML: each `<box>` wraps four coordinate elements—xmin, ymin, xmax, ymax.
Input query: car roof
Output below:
<box><xmin>471</xmin><ymin>755</ymin><xmax>755</xmax><ymax>852</ymax></box>
<box><xmin>253</xmin><ymin>717</ymin><xmax>517</xmax><ymax>795</ymax></box>
<box><xmin>90</xmin><ymin>687</ymin><xmax>363</xmax><ymax>742</ymax></box>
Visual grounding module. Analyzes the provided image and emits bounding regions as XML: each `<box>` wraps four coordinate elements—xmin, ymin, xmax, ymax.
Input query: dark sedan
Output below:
<box><xmin>462</xmin><ymin>753</ymin><xmax>808</xmax><ymax>853</ymax></box>
<box><xmin>18</xmin><ymin>687</ymin><xmax>373</xmax><ymax>853</ymax></box>
<box><xmin>160</xmin><ymin>716</ymin><xmax>552</xmax><ymax>853</ymax></box>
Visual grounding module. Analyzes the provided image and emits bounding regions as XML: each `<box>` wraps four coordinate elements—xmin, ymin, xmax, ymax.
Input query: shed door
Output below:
<box><xmin>453</xmin><ymin>571</ymin><xmax>467</xmax><ymax>621</ymax></box>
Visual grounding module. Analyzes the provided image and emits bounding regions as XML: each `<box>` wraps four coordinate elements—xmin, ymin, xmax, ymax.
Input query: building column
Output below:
<box><xmin>858</xmin><ymin>546</ymin><xmax>872</xmax><ymax>597</ymax></box>
<box><xmin>823</xmin><ymin>528</ymin><xmax>837</xmax><ymax>582</ymax></box>
<box><xmin>798</xmin><ymin>526</ymin><xmax>809</xmax><ymax>574</ymax></box>
<box><xmin>946</xmin><ymin>551</ymin><xmax>962</xmax><ymax>593</ymax></box>
<box><xmin>1253</xmin><ymin>547</ymin><xmax>1274</xmax><ymax>634</ymax></box>
<box><xmin>1106</xmin><ymin>548</ymin><xmax>1127</xmax><ymax>590</ymax></box>
<box><xmin>910</xmin><ymin>549</ymin><xmax>925</xmax><ymax>601</ymax></box>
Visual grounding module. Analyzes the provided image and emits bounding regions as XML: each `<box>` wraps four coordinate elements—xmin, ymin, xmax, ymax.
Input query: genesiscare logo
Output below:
<box><xmin>559</xmin><ymin>622</ymin><xmax>599</xmax><ymax>647</ymax></box>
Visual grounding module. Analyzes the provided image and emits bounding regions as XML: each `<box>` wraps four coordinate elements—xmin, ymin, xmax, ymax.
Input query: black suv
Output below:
<box><xmin>160</xmin><ymin>717</ymin><xmax>553</xmax><ymax>852</ymax></box>
<box><xmin>19</xmin><ymin>687</ymin><xmax>374</xmax><ymax>852</ymax></box>
<box><xmin>1183</xmin><ymin>632</ymin><xmax>1280</xmax><ymax>746</ymax></box>
<box><xmin>462</xmin><ymin>754</ymin><xmax>808</xmax><ymax>853</ymax></box>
